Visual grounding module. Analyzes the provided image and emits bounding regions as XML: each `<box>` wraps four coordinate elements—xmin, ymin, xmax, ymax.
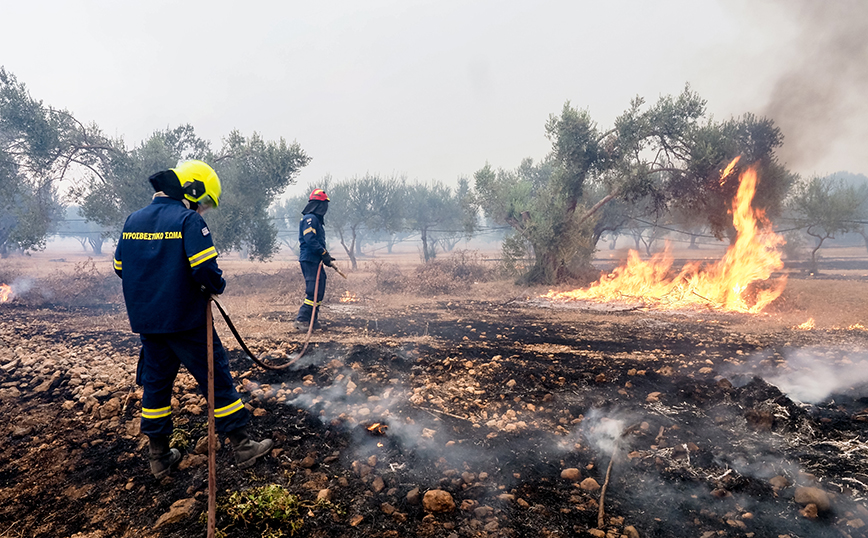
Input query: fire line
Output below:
<box><xmin>543</xmin><ymin>162</ymin><xmax>787</xmax><ymax>314</ymax></box>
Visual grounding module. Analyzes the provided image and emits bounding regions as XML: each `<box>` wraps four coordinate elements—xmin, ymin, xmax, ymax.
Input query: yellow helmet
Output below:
<box><xmin>171</xmin><ymin>160</ymin><xmax>222</xmax><ymax>208</ymax></box>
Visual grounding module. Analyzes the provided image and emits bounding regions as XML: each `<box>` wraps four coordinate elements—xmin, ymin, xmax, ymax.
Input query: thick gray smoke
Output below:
<box><xmin>759</xmin><ymin>0</ymin><xmax>868</xmax><ymax>173</ymax></box>
<box><xmin>724</xmin><ymin>346</ymin><xmax>868</xmax><ymax>404</ymax></box>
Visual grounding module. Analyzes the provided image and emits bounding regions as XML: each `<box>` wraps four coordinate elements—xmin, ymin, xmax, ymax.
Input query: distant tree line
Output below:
<box><xmin>0</xmin><ymin>67</ymin><xmax>309</xmax><ymax>260</ymax></box>
<box><xmin>5</xmin><ymin>66</ymin><xmax>867</xmax><ymax>282</ymax></box>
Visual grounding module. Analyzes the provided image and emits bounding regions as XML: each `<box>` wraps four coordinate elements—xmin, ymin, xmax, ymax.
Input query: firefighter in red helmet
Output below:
<box><xmin>295</xmin><ymin>188</ymin><xmax>334</xmax><ymax>330</ymax></box>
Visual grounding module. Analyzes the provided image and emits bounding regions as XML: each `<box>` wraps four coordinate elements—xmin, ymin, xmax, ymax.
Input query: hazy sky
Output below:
<box><xmin>3</xmin><ymin>0</ymin><xmax>866</xmax><ymax>199</ymax></box>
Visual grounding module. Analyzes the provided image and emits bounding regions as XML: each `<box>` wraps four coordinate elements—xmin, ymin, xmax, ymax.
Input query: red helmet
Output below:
<box><xmin>309</xmin><ymin>189</ymin><xmax>330</xmax><ymax>201</ymax></box>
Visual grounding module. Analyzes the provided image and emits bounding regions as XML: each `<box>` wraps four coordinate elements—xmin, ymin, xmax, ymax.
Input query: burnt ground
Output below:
<box><xmin>3</xmin><ymin>273</ymin><xmax>868</xmax><ymax>538</ymax></box>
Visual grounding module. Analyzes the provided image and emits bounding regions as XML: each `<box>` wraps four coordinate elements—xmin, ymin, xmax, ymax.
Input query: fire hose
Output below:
<box><xmin>212</xmin><ymin>261</ymin><xmax>346</xmax><ymax>370</ymax></box>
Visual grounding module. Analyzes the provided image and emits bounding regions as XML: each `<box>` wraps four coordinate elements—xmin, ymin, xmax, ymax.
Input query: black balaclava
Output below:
<box><xmin>301</xmin><ymin>200</ymin><xmax>329</xmax><ymax>224</ymax></box>
<box><xmin>149</xmin><ymin>170</ymin><xmax>198</xmax><ymax>210</ymax></box>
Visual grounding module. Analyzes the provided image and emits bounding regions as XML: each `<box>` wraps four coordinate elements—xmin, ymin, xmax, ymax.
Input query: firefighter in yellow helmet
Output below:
<box><xmin>113</xmin><ymin>160</ymin><xmax>273</xmax><ymax>478</ymax></box>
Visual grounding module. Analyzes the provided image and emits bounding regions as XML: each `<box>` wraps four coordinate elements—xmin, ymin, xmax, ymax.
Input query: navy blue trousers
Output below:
<box><xmin>138</xmin><ymin>325</ymin><xmax>249</xmax><ymax>437</ymax></box>
<box><xmin>296</xmin><ymin>261</ymin><xmax>326</xmax><ymax>323</ymax></box>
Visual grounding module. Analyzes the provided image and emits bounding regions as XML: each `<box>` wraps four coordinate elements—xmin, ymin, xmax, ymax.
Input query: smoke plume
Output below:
<box><xmin>760</xmin><ymin>0</ymin><xmax>868</xmax><ymax>173</ymax></box>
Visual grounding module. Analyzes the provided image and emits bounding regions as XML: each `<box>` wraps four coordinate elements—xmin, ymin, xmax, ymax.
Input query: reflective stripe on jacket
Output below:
<box><xmin>298</xmin><ymin>212</ymin><xmax>328</xmax><ymax>263</ymax></box>
<box><xmin>113</xmin><ymin>197</ymin><xmax>225</xmax><ymax>333</ymax></box>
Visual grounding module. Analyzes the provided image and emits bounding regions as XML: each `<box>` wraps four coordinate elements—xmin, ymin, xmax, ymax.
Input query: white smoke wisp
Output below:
<box><xmin>11</xmin><ymin>277</ymin><xmax>34</xmax><ymax>296</ymax></box>
<box><xmin>763</xmin><ymin>348</ymin><xmax>868</xmax><ymax>404</ymax></box>
<box><xmin>578</xmin><ymin>409</ymin><xmax>632</xmax><ymax>456</ymax></box>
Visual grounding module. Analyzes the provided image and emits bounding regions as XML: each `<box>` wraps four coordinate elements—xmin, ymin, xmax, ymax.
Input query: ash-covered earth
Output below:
<box><xmin>2</xmin><ymin>271</ymin><xmax>868</xmax><ymax>538</ymax></box>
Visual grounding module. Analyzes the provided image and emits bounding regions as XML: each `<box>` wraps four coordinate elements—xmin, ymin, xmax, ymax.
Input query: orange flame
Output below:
<box><xmin>795</xmin><ymin>318</ymin><xmax>815</xmax><ymax>330</ymax></box>
<box><xmin>367</xmin><ymin>423</ymin><xmax>388</xmax><ymax>435</ymax></box>
<box><xmin>339</xmin><ymin>291</ymin><xmax>360</xmax><ymax>303</ymax></box>
<box><xmin>0</xmin><ymin>284</ymin><xmax>11</xmax><ymax>303</ymax></box>
<box><xmin>543</xmin><ymin>163</ymin><xmax>787</xmax><ymax>313</ymax></box>
<box><xmin>848</xmin><ymin>323</ymin><xmax>868</xmax><ymax>331</ymax></box>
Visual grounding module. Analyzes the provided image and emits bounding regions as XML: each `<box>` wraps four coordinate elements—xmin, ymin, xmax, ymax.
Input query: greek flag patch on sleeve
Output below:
<box><xmin>202</xmin><ymin>227</ymin><xmax>210</xmax><ymax>237</ymax></box>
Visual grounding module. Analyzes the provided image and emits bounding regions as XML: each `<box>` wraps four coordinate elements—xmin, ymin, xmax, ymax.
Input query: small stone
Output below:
<box><xmin>769</xmin><ymin>475</ymin><xmax>789</xmax><ymax>489</ymax></box>
<box><xmin>624</xmin><ymin>525</ymin><xmax>640</xmax><ymax>538</ymax></box>
<box><xmin>847</xmin><ymin>519</ymin><xmax>865</xmax><ymax>529</ymax></box>
<box><xmin>710</xmin><ymin>488</ymin><xmax>731</xmax><ymax>499</ymax></box>
<box><xmin>253</xmin><ymin>407</ymin><xmax>267</xmax><ymax>417</ymax></box>
<box><xmin>794</xmin><ymin>487</ymin><xmax>831</xmax><ymax>511</ymax></box>
<box><xmin>484</xmin><ymin>521</ymin><xmax>499</xmax><ymax>532</ymax></box>
<box><xmin>381</xmin><ymin>502</ymin><xmax>396</xmax><ymax>515</ymax></box>
<box><xmin>367</xmin><ymin>455</ymin><xmax>378</xmax><ymax>467</ymax></box>
<box><xmin>12</xmin><ymin>426</ymin><xmax>33</xmax><ymax>438</ymax></box>
<box><xmin>423</xmin><ymin>489</ymin><xmax>455</xmax><ymax>513</ymax></box>
<box><xmin>300</xmin><ymin>455</ymin><xmax>316</xmax><ymax>468</ymax></box>
<box><xmin>561</xmin><ymin>468</ymin><xmax>581</xmax><ymax>481</ymax></box>
<box><xmin>349</xmin><ymin>514</ymin><xmax>364</xmax><ymax>526</ymax></box>
<box><xmin>406</xmin><ymin>487</ymin><xmax>421</xmax><ymax>505</ymax></box>
<box><xmin>316</xmin><ymin>489</ymin><xmax>332</xmax><ymax>502</ymax></box>
<box><xmin>371</xmin><ymin>476</ymin><xmax>385</xmax><ymax>493</ymax></box>
<box><xmin>460</xmin><ymin>499</ymin><xmax>478</xmax><ymax>511</ymax></box>
<box><xmin>194</xmin><ymin>436</ymin><xmax>221</xmax><ymax>455</ymax></box>
<box><xmin>646</xmin><ymin>392</ymin><xmax>661</xmax><ymax>403</ymax></box>
<box><xmin>799</xmin><ymin>503</ymin><xmax>819</xmax><ymax>519</ymax></box>
<box><xmin>506</xmin><ymin>379</ymin><xmax>516</xmax><ymax>388</ymax></box>
<box><xmin>155</xmin><ymin>498</ymin><xmax>198</xmax><ymax>528</ymax></box>
<box><xmin>580</xmin><ymin>478</ymin><xmax>600</xmax><ymax>492</ymax></box>
<box><xmin>588</xmin><ymin>530</ymin><xmax>606</xmax><ymax>538</ymax></box>
<box><xmin>517</xmin><ymin>498</ymin><xmax>529</xmax><ymax>508</ymax></box>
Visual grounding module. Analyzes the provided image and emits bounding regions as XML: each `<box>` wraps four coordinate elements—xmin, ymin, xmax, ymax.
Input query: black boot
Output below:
<box><xmin>148</xmin><ymin>435</ymin><xmax>181</xmax><ymax>479</ymax></box>
<box><xmin>228</xmin><ymin>426</ymin><xmax>274</xmax><ymax>469</ymax></box>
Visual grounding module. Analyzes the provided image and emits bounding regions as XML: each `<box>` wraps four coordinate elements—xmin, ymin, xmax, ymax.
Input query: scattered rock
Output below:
<box><xmin>769</xmin><ymin>475</ymin><xmax>789</xmax><ymax>490</ymax></box>
<box><xmin>194</xmin><ymin>436</ymin><xmax>221</xmax><ymax>455</ymax></box>
<box><xmin>561</xmin><ymin>468</ymin><xmax>581</xmax><ymax>481</ymax></box>
<box><xmin>155</xmin><ymin>498</ymin><xmax>198</xmax><ymax>528</ymax></box>
<box><xmin>316</xmin><ymin>489</ymin><xmax>332</xmax><ymax>502</ymax></box>
<box><xmin>646</xmin><ymin>392</ymin><xmax>661</xmax><ymax>403</ymax></box>
<box><xmin>799</xmin><ymin>503</ymin><xmax>819</xmax><ymax>519</ymax></box>
<box><xmin>580</xmin><ymin>478</ymin><xmax>600</xmax><ymax>492</ymax></box>
<box><xmin>423</xmin><ymin>489</ymin><xmax>455</xmax><ymax>513</ymax></box>
<box><xmin>794</xmin><ymin>486</ymin><xmax>831</xmax><ymax>511</ymax></box>
<box><xmin>371</xmin><ymin>476</ymin><xmax>385</xmax><ymax>493</ymax></box>
<box><xmin>624</xmin><ymin>525</ymin><xmax>640</xmax><ymax>538</ymax></box>
<box><xmin>12</xmin><ymin>425</ymin><xmax>33</xmax><ymax>438</ymax></box>
<box><xmin>349</xmin><ymin>514</ymin><xmax>364</xmax><ymax>526</ymax></box>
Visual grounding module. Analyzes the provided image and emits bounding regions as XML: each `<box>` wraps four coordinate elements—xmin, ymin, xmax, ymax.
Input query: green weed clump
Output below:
<box><xmin>219</xmin><ymin>484</ymin><xmax>304</xmax><ymax>537</ymax></box>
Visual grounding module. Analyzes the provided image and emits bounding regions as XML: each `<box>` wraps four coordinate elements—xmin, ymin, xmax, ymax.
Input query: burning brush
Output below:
<box><xmin>0</xmin><ymin>284</ymin><xmax>13</xmax><ymax>303</ymax></box>
<box><xmin>339</xmin><ymin>291</ymin><xmax>361</xmax><ymax>303</ymax></box>
<box><xmin>365</xmin><ymin>422</ymin><xmax>388</xmax><ymax>436</ymax></box>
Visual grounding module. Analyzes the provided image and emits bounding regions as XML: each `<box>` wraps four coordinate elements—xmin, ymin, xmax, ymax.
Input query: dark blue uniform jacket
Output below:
<box><xmin>298</xmin><ymin>212</ymin><xmax>327</xmax><ymax>263</ymax></box>
<box><xmin>113</xmin><ymin>197</ymin><xmax>225</xmax><ymax>334</ymax></box>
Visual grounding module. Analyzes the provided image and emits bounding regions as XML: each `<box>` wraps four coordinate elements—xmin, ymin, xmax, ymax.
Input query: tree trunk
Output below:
<box><xmin>338</xmin><ymin>230</ymin><xmax>358</xmax><ymax>270</ymax></box>
<box><xmin>688</xmin><ymin>235</ymin><xmax>699</xmax><ymax>250</ymax></box>
<box><xmin>88</xmin><ymin>236</ymin><xmax>103</xmax><ymax>256</ymax></box>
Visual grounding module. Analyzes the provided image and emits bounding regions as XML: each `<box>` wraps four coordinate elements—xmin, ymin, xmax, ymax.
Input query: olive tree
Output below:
<box><xmin>475</xmin><ymin>87</ymin><xmax>793</xmax><ymax>284</ymax></box>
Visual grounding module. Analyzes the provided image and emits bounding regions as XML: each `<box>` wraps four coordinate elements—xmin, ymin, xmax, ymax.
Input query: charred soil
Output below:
<box><xmin>3</xmin><ymin>269</ymin><xmax>868</xmax><ymax>538</ymax></box>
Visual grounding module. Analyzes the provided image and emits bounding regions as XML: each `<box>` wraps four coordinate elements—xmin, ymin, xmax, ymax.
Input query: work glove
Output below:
<box><xmin>322</xmin><ymin>252</ymin><xmax>335</xmax><ymax>267</ymax></box>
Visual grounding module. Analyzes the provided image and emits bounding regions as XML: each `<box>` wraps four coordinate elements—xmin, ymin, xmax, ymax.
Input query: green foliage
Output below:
<box><xmin>217</xmin><ymin>484</ymin><xmax>305</xmax><ymax>537</ymax></box>
<box><xmin>208</xmin><ymin>131</ymin><xmax>311</xmax><ymax>260</ymax></box>
<box><xmin>74</xmin><ymin>124</ymin><xmax>208</xmax><ymax>230</ymax></box>
<box><xmin>403</xmin><ymin>180</ymin><xmax>473</xmax><ymax>262</ymax></box>
<box><xmin>0</xmin><ymin>67</ymin><xmax>84</xmax><ymax>256</ymax></box>
<box><xmin>328</xmin><ymin>174</ymin><xmax>404</xmax><ymax>269</ymax></box>
<box><xmin>788</xmin><ymin>176</ymin><xmax>867</xmax><ymax>270</ymax></box>
<box><xmin>476</xmin><ymin>86</ymin><xmax>794</xmax><ymax>284</ymax></box>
